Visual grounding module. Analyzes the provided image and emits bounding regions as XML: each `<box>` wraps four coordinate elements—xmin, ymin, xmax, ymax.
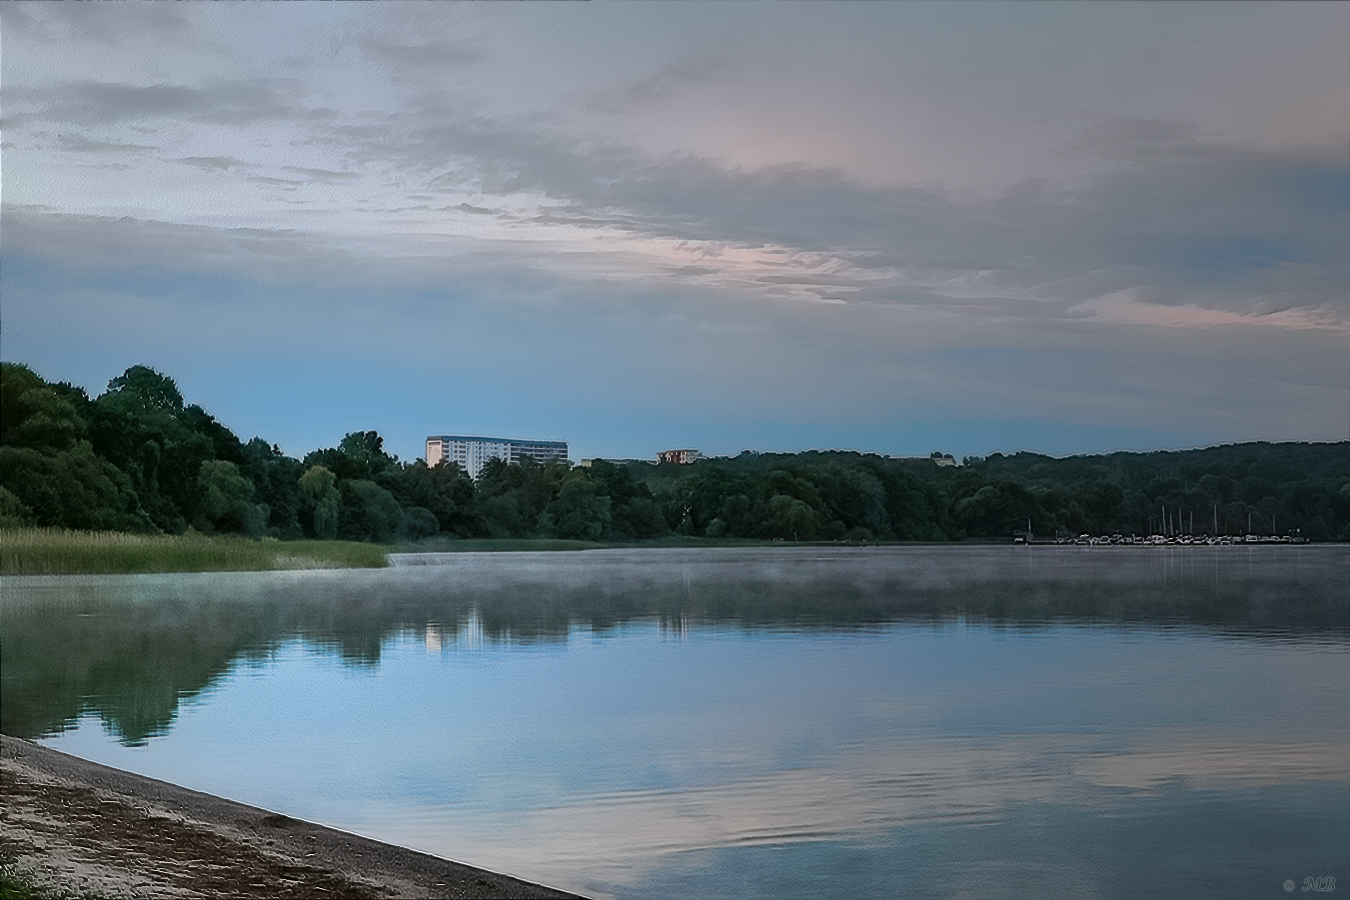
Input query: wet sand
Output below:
<box><xmin>0</xmin><ymin>734</ymin><xmax>584</xmax><ymax>899</ymax></box>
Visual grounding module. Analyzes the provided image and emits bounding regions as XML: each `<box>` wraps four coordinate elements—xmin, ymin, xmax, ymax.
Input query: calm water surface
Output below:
<box><xmin>3</xmin><ymin>546</ymin><xmax>1347</xmax><ymax>899</ymax></box>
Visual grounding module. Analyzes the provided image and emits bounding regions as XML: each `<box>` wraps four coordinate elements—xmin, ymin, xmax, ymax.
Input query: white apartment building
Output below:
<box><xmin>426</xmin><ymin>435</ymin><xmax>569</xmax><ymax>479</ymax></box>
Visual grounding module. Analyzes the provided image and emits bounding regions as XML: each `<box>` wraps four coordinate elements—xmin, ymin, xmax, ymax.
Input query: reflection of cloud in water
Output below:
<box><xmin>369</xmin><ymin>734</ymin><xmax>1350</xmax><ymax>891</ymax></box>
<box><xmin>7</xmin><ymin>547</ymin><xmax>1347</xmax><ymax>897</ymax></box>
<box><xmin>1077</xmin><ymin>740</ymin><xmax>1350</xmax><ymax>790</ymax></box>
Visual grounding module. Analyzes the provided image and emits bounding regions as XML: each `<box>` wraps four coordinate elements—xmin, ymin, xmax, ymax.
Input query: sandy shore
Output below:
<box><xmin>0</xmin><ymin>734</ymin><xmax>585</xmax><ymax>899</ymax></box>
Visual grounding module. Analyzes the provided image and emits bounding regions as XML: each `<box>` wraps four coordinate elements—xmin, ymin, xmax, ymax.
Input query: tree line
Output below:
<box><xmin>3</xmin><ymin>362</ymin><xmax>1347</xmax><ymax>543</ymax></box>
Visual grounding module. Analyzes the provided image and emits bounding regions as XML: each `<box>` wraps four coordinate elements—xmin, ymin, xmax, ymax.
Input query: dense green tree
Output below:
<box><xmin>874</xmin><ymin>463</ymin><xmax>950</xmax><ymax>540</ymax></box>
<box><xmin>337</xmin><ymin>479</ymin><xmax>406</xmax><ymax>543</ymax></box>
<box><xmin>387</xmin><ymin>460</ymin><xmax>476</xmax><ymax>536</ymax></box>
<box><xmin>305</xmin><ymin>430</ymin><xmax>398</xmax><ymax>483</ymax></box>
<box><xmin>105</xmin><ymin>365</ymin><xmax>185</xmax><ymax>412</ymax></box>
<box><xmin>1</xmin><ymin>363</ymin><xmax>153</xmax><ymax>532</ymax></box>
<box><xmin>953</xmin><ymin>481</ymin><xmax>1045</xmax><ymax>538</ymax></box>
<box><xmin>544</xmin><ymin>473</ymin><xmax>612</xmax><ymax>541</ymax></box>
<box><xmin>476</xmin><ymin>457</ymin><xmax>569</xmax><ymax>537</ymax></box>
<box><xmin>403</xmin><ymin>506</ymin><xmax>440</xmax><ymax>540</ymax></box>
<box><xmin>586</xmin><ymin>459</ymin><xmax>668</xmax><ymax>540</ymax></box>
<box><xmin>298</xmin><ymin>465</ymin><xmax>341</xmax><ymax>540</ymax></box>
<box><xmin>89</xmin><ymin>366</ymin><xmax>248</xmax><ymax>534</ymax></box>
<box><xmin>0</xmin><ymin>443</ymin><xmax>153</xmax><ymax>532</ymax></box>
<box><xmin>195</xmin><ymin>460</ymin><xmax>267</xmax><ymax>537</ymax></box>
<box><xmin>241</xmin><ymin>437</ymin><xmax>305</xmax><ymax>539</ymax></box>
<box><xmin>3</xmin><ymin>386</ymin><xmax>87</xmax><ymax>452</ymax></box>
<box><xmin>0</xmin><ymin>485</ymin><xmax>36</xmax><ymax>528</ymax></box>
<box><xmin>0</xmin><ymin>364</ymin><xmax>49</xmax><ymax>440</ymax></box>
<box><xmin>4</xmin><ymin>360</ymin><xmax>1347</xmax><ymax>544</ymax></box>
<box><xmin>819</xmin><ymin>465</ymin><xmax>889</xmax><ymax>539</ymax></box>
<box><xmin>762</xmin><ymin>493</ymin><xmax>819</xmax><ymax>541</ymax></box>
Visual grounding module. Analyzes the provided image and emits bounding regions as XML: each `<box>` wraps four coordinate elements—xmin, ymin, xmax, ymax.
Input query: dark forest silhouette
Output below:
<box><xmin>3</xmin><ymin>362</ymin><xmax>1347</xmax><ymax>543</ymax></box>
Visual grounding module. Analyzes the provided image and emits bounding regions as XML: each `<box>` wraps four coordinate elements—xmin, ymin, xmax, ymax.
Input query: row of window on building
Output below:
<box><xmin>425</xmin><ymin>436</ymin><xmax>704</xmax><ymax>479</ymax></box>
<box><xmin>425</xmin><ymin>435</ymin><xmax>571</xmax><ymax>479</ymax></box>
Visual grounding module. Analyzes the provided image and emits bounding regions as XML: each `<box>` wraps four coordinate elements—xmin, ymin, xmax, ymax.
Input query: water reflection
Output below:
<box><xmin>373</xmin><ymin>735</ymin><xmax>1350</xmax><ymax>891</ymax></box>
<box><xmin>2</xmin><ymin>546</ymin><xmax>1347</xmax><ymax>899</ymax></box>
<box><xmin>1</xmin><ymin>546</ymin><xmax>1345</xmax><ymax>745</ymax></box>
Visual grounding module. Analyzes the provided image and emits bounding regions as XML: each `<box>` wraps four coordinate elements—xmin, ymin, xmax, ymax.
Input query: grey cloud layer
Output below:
<box><xmin>4</xmin><ymin>79</ymin><xmax>320</xmax><ymax>129</ymax></box>
<box><xmin>6</xmin><ymin>56</ymin><xmax>1345</xmax><ymax>326</ymax></box>
<box><xmin>3</xmin><ymin>4</ymin><xmax>1347</xmax><ymax>457</ymax></box>
<box><xmin>313</xmin><ymin>103</ymin><xmax>1348</xmax><ymax>319</ymax></box>
<box><xmin>5</xmin><ymin>3</ymin><xmax>1345</xmax><ymax>327</ymax></box>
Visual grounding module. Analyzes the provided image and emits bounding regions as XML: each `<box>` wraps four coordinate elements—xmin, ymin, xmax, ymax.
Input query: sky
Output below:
<box><xmin>2</xmin><ymin>2</ymin><xmax>1347</xmax><ymax>464</ymax></box>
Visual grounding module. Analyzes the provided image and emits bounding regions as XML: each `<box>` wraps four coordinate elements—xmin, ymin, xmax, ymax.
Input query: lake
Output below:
<box><xmin>2</xmin><ymin>545</ymin><xmax>1347</xmax><ymax>899</ymax></box>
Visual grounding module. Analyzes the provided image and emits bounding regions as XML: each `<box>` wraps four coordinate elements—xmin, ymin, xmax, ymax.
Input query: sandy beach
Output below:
<box><xmin>0</xmin><ymin>734</ymin><xmax>584</xmax><ymax>899</ymax></box>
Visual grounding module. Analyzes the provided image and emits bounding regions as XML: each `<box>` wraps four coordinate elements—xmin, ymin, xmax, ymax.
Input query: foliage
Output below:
<box><xmin>194</xmin><ymin>460</ymin><xmax>267</xmax><ymax>537</ymax></box>
<box><xmin>2</xmin><ymin>361</ymin><xmax>1347</xmax><ymax>549</ymax></box>
<box><xmin>628</xmin><ymin>445</ymin><xmax>1349</xmax><ymax>542</ymax></box>
<box><xmin>0</xmin><ymin>444</ymin><xmax>153</xmax><ymax>533</ymax></box>
<box><xmin>545</xmin><ymin>472</ymin><xmax>612</xmax><ymax>541</ymax></box>
<box><xmin>241</xmin><ymin>437</ymin><xmax>305</xmax><ymax>539</ymax></box>
<box><xmin>475</xmin><ymin>457</ymin><xmax>571</xmax><ymax>538</ymax></box>
<box><xmin>336</xmin><ymin>479</ymin><xmax>406</xmax><ymax>543</ymax></box>
<box><xmin>297</xmin><ymin>465</ymin><xmax>340</xmax><ymax>540</ymax></box>
<box><xmin>385</xmin><ymin>459</ymin><xmax>477</xmax><ymax>536</ymax></box>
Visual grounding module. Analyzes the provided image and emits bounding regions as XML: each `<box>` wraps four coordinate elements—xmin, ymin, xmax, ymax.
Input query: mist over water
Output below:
<box><xmin>3</xmin><ymin>545</ymin><xmax>1347</xmax><ymax>899</ymax></box>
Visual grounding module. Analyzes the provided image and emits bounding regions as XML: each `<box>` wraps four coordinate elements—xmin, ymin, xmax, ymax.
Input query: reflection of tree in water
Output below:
<box><xmin>1</xmin><ymin>587</ymin><xmax>291</xmax><ymax>745</ymax></box>
<box><xmin>3</xmin><ymin>555</ymin><xmax>1345</xmax><ymax>744</ymax></box>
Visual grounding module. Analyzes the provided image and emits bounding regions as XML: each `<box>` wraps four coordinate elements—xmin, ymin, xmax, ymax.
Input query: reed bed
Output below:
<box><xmin>0</xmin><ymin>528</ymin><xmax>387</xmax><ymax>575</ymax></box>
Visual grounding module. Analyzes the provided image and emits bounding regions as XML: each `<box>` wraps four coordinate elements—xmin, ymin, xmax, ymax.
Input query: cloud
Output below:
<box><xmin>455</xmin><ymin>203</ymin><xmax>501</xmax><ymax>216</ymax></box>
<box><xmin>5</xmin><ymin>6</ymin><xmax>1342</xmax><ymax>329</ymax></box>
<box><xmin>281</xmin><ymin>165</ymin><xmax>359</xmax><ymax>183</ymax></box>
<box><xmin>1</xmin><ymin>2</ymin><xmax>193</xmax><ymax>46</ymax></box>
<box><xmin>4</xmin><ymin>78</ymin><xmax>313</xmax><ymax>129</ymax></box>
<box><xmin>8</xmin><ymin>117</ymin><xmax>1347</xmax><ymax>331</ymax></box>
<box><xmin>355</xmin><ymin>114</ymin><xmax>1346</xmax><ymax>324</ymax></box>
<box><xmin>375</xmin><ymin>733</ymin><xmax>1350</xmax><ymax>892</ymax></box>
<box><xmin>585</xmin><ymin>61</ymin><xmax>726</xmax><ymax>115</ymax></box>
<box><xmin>272</xmin><ymin>86</ymin><xmax>1342</xmax><ymax>321</ymax></box>
<box><xmin>58</xmin><ymin>134</ymin><xmax>157</xmax><ymax>155</ymax></box>
<box><xmin>3</xmin><ymin>3</ymin><xmax>1345</xmax><ymax>457</ymax></box>
<box><xmin>353</xmin><ymin>35</ymin><xmax>478</xmax><ymax>75</ymax></box>
<box><xmin>0</xmin><ymin>210</ymin><xmax>348</xmax><ymax>288</ymax></box>
<box><xmin>178</xmin><ymin>155</ymin><xmax>254</xmax><ymax>172</ymax></box>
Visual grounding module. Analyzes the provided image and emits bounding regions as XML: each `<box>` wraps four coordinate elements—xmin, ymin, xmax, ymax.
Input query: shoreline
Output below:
<box><xmin>5</xmin><ymin>527</ymin><xmax>1338</xmax><ymax>578</ymax></box>
<box><xmin>0</xmin><ymin>734</ymin><xmax>584</xmax><ymax>899</ymax></box>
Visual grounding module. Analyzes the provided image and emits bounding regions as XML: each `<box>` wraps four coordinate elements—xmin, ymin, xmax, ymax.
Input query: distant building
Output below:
<box><xmin>426</xmin><ymin>435</ymin><xmax>569</xmax><ymax>479</ymax></box>
<box><xmin>657</xmin><ymin>449</ymin><xmax>702</xmax><ymax>465</ymax></box>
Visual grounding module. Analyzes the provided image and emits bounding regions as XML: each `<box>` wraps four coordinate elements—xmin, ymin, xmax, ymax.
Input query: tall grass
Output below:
<box><xmin>0</xmin><ymin>528</ymin><xmax>387</xmax><ymax>575</ymax></box>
